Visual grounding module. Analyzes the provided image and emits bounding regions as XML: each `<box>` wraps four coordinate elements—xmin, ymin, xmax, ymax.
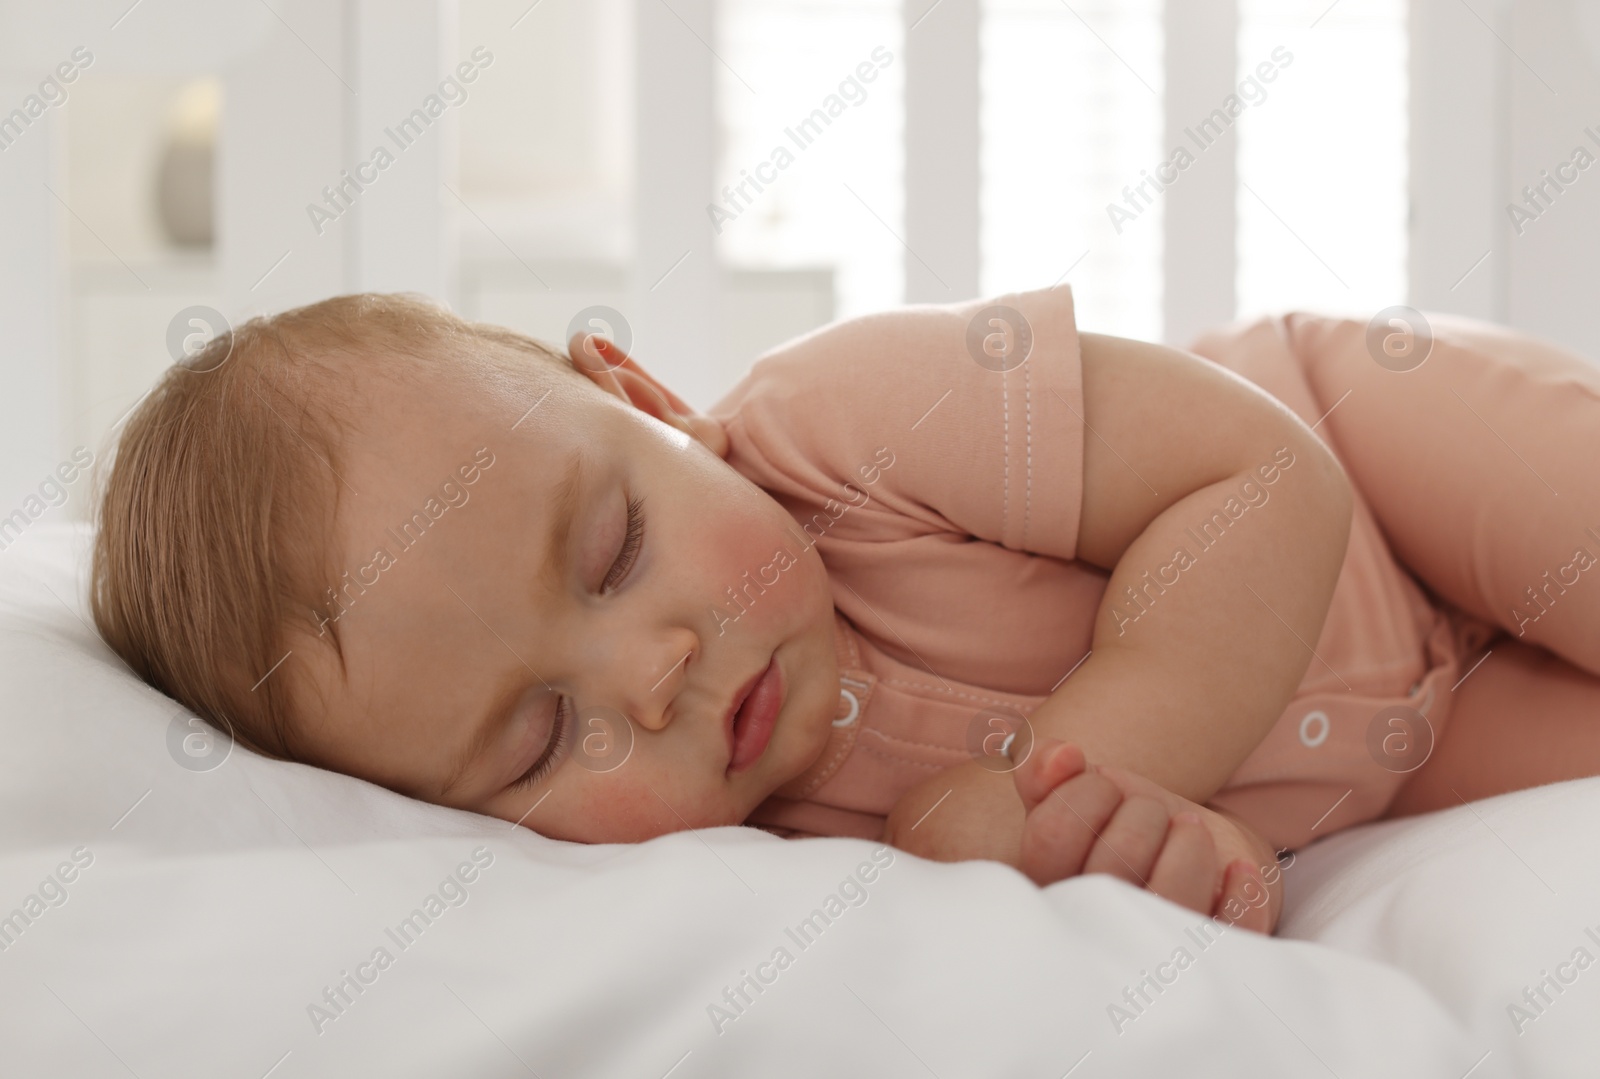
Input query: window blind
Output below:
<box><xmin>715</xmin><ymin>0</ymin><xmax>905</xmax><ymax>319</ymax></box>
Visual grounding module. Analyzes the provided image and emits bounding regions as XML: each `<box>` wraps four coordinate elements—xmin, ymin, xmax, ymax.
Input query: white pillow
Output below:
<box><xmin>0</xmin><ymin>524</ymin><xmax>1521</xmax><ymax>1077</ymax></box>
<box><xmin>1281</xmin><ymin>774</ymin><xmax>1600</xmax><ymax>1074</ymax></box>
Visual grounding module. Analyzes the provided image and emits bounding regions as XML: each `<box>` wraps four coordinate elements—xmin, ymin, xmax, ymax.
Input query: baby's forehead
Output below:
<box><xmin>348</xmin><ymin>339</ymin><xmax>580</xmax><ymax>426</ymax></box>
<box><xmin>327</xmin><ymin>352</ymin><xmax>596</xmax><ymax>534</ymax></box>
<box><xmin>329</xmin><ymin>354</ymin><xmax>496</xmax><ymax>451</ymax></box>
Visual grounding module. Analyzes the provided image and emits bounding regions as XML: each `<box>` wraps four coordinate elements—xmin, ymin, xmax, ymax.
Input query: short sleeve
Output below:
<box><xmin>709</xmin><ymin>285</ymin><xmax>1086</xmax><ymax>561</ymax></box>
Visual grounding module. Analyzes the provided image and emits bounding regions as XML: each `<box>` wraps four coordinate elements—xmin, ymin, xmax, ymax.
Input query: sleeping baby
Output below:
<box><xmin>91</xmin><ymin>286</ymin><xmax>1600</xmax><ymax>938</ymax></box>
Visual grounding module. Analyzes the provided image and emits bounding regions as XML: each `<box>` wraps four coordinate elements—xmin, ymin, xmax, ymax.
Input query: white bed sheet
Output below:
<box><xmin>0</xmin><ymin>523</ymin><xmax>1588</xmax><ymax>1077</ymax></box>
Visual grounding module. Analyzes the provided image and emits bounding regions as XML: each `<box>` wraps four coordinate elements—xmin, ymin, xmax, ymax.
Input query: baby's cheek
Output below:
<box><xmin>703</xmin><ymin>497</ymin><xmax>770</xmax><ymax>566</ymax></box>
<box><xmin>577</xmin><ymin>775</ymin><xmax>726</xmax><ymax>842</ymax></box>
<box><xmin>700</xmin><ymin>508</ymin><xmax>817</xmax><ymax>632</ymax></box>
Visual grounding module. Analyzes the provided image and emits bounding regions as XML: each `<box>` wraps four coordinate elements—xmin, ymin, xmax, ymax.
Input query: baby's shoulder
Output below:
<box><xmin>725</xmin><ymin>300</ymin><xmax>1001</xmax><ymax>425</ymax></box>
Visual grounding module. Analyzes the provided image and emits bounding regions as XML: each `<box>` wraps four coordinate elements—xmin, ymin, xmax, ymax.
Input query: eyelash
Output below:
<box><xmin>512</xmin><ymin>696</ymin><xmax>571</xmax><ymax>792</ymax></box>
<box><xmin>509</xmin><ymin>495</ymin><xmax>645</xmax><ymax>794</ymax></box>
<box><xmin>601</xmin><ymin>494</ymin><xmax>646</xmax><ymax>593</ymax></box>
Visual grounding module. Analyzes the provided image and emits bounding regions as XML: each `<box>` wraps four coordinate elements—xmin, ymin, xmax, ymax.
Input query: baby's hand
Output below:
<box><xmin>1012</xmin><ymin>739</ymin><xmax>1283</xmax><ymax>935</ymax></box>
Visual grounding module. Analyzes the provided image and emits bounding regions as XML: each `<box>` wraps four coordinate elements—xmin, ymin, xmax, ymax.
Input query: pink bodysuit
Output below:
<box><xmin>707</xmin><ymin>284</ymin><xmax>1594</xmax><ymax>853</ymax></box>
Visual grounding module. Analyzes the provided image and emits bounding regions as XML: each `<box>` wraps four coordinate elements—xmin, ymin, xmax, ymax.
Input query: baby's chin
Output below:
<box><xmin>758</xmin><ymin>691</ymin><xmax>837</xmax><ymax>805</ymax></box>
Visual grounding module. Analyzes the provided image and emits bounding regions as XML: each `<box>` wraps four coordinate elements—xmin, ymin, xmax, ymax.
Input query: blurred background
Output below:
<box><xmin>1</xmin><ymin>0</ymin><xmax>1597</xmax><ymax>517</ymax></box>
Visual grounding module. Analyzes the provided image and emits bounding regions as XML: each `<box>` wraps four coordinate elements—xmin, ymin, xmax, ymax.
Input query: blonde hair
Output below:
<box><xmin>91</xmin><ymin>293</ymin><xmax>573</xmax><ymax>761</ymax></box>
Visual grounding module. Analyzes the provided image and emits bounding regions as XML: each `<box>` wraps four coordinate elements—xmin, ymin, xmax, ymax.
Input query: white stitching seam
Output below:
<box><xmin>857</xmin><ymin>734</ymin><xmax>951</xmax><ymax>772</ymax></box>
<box><xmin>860</xmin><ymin>726</ymin><xmax>966</xmax><ymax>753</ymax></box>
<box><xmin>1024</xmin><ymin>351</ymin><xmax>1033</xmax><ymax>547</ymax></box>
<box><xmin>1002</xmin><ymin>367</ymin><xmax>1010</xmax><ymax>546</ymax></box>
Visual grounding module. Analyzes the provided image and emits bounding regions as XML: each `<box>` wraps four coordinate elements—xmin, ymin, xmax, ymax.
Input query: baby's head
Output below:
<box><xmin>92</xmin><ymin>294</ymin><xmax>840</xmax><ymax>841</ymax></box>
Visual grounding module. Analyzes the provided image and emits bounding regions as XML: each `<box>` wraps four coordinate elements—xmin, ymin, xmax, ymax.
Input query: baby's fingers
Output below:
<box><xmin>1079</xmin><ymin>795</ymin><xmax>1170</xmax><ymax>888</ymax></box>
<box><xmin>1213</xmin><ymin>859</ymin><xmax>1274</xmax><ymax>935</ymax></box>
<box><xmin>1017</xmin><ymin>770</ymin><xmax>1123</xmax><ymax>887</ymax></box>
<box><xmin>1013</xmin><ymin>738</ymin><xmax>1088</xmax><ymax>815</ymax></box>
<box><xmin>1145</xmin><ymin>812</ymin><xmax>1222</xmax><ymax>917</ymax></box>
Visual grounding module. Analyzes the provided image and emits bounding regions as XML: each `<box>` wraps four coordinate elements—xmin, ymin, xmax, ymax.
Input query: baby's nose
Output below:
<box><xmin>626</xmin><ymin>642</ymin><xmax>696</xmax><ymax>732</ymax></box>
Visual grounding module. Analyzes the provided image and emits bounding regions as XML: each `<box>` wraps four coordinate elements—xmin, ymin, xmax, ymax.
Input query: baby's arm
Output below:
<box><xmin>886</xmin><ymin>331</ymin><xmax>1351</xmax><ymax>871</ymax></box>
<box><xmin>1042</xmin><ymin>331</ymin><xmax>1354</xmax><ymax>802</ymax></box>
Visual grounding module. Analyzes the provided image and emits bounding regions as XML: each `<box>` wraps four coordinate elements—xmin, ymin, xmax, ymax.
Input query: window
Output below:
<box><xmin>715</xmin><ymin>0</ymin><xmax>905</xmax><ymax>319</ymax></box>
<box><xmin>716</xmin><ymin>0</ymin><xmax>1406</xmax><ymax>335</ymax></box>
<box><xmin>981</xmin><ymin>0</ymin><xmax>1164</xmax><ymax>340</ymax></box>
<box><xmin>1236</xmin><ymin>0</ymin><xmax>1408</xmax><ymax>320</ymax></box>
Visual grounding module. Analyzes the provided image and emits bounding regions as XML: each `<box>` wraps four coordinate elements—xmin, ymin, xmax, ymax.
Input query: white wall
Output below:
<box><xmin>1505</xmin><ymin>0</ymin><xmax>1600</xmax><ymax>357</ymax></box>
<box><xmin>1409</xmin><ymin>0</ymin><xmax>1509</xmax><ymax>323</ymax></box>
<box><xmin>1411</xmin><ymin>0</ymin><xmax>1600</xmax><ymax>360</ymax></box>
<box><xmin>4</xmin><ymin>0</ymin><xmax>1598</xmax><ymax>522</ymax></box>
<box><xmin>0</xmin><ymin>81</ymin><xmax>64</xmax><ymax>512</ymax></box>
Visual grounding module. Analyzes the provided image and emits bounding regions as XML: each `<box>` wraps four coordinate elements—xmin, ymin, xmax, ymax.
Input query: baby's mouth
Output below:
<box><xmin>725</xmin><ymin>651</ymin><xmax>783</xmax><ymax>774</ymax></box>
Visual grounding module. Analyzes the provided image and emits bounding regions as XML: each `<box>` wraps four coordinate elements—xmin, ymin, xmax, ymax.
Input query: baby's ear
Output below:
<box><xmin>566</xmin><ymin>332</ymin><xmax>730</xmax><ymax>459</ymax></box>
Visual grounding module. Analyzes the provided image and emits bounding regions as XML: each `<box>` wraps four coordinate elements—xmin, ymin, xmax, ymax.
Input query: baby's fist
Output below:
<box><xmin>1011</xmin><ymin>738</ymin><xmax>1281</xmax><ymax>934</ymax></box>
<box><xmin>1012</xmin><ymin>739</ymin><xmax>1186</xmax><ymax>894</ymax></box>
